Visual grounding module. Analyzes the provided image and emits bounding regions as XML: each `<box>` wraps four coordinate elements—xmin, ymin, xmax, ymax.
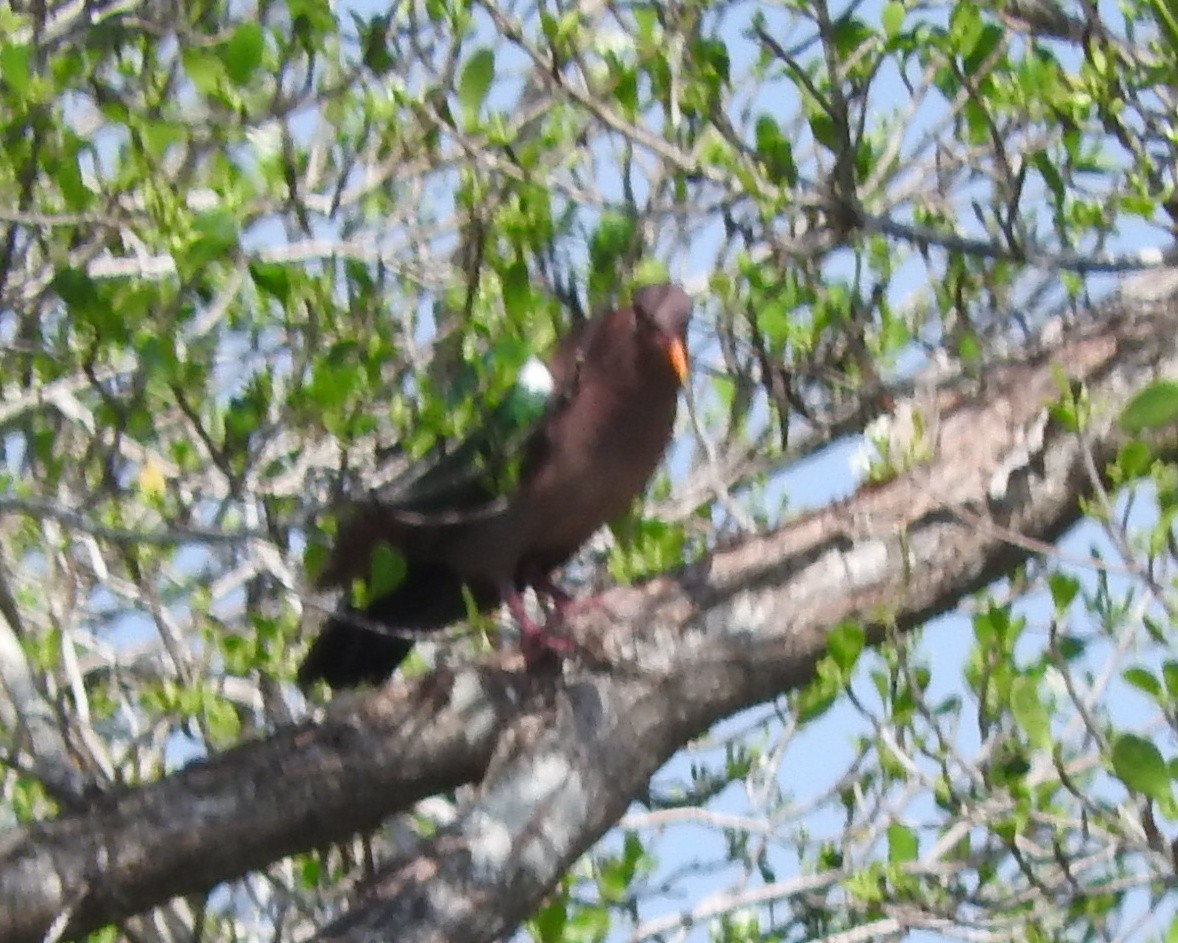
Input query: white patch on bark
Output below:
<box><xmin>466</xmin><ymin>809</ymin><xmax>514</xmax><ymax>878</ymax></box>
<box><xmin>988</xmin><ymin>411</ymin><xmax>1048</xmax><ymax>501</ymax></box>
<box><xmin>449</xmin><ymin>670</ymin><xmax>498</xmax><ymax>746</ymax></box>
<box><xmin>835</xmin><ymin>538</ymin><xmax>890</xmax><ymax>584</ymax></box>
<box><xmin>690</xmin><ymin>589</ymin><xmax>772</xmax><ymax>649</ymax></box>
<box><xmin>427</xmin><ymin>878</ymin><xmax>465</xmax><ymax>922</ymax></box>
<box><xmin>727</xmin><ymin>591</ymin><xmax>770</xmax><ymax>637</ymax></box>
<box><xmin>466</xmin><ymin>753</ymin><xmax>586</xmax><ymax>881</ymax></box>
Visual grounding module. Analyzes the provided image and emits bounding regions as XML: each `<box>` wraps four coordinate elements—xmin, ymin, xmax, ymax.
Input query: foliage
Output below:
<box><xmin>0</xmin><ymin>0</ymin><xmax>1176</xmax><ymax>938</ymax></box>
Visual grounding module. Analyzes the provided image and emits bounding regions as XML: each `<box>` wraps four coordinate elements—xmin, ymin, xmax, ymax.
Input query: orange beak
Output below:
<box><xmin>664</xmin><ymin>335</ymin><xmax>689</xmax><ymax>385</ymax></box>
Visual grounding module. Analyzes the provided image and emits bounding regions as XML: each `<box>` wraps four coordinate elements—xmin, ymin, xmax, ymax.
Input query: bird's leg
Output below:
<box><xmin>529</xmin><ymin>568</ymin><xmax>608</xmax><ymax>624</ymax></box>
<box><xmin>530</xmin><ymin>570</ymin><xmax>576</xmax><ymax>620</ymax></box>
<box><xmin>500</xmin><ymin>582</ymin><xmax>574</xmax><ymax>670</ymax></box>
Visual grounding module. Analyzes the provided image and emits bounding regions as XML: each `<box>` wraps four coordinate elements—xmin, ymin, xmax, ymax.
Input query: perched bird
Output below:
<box><xmin>297</xmin><ymin>283</ymin><xmax>692</xmax><ymax>689</ymax></box>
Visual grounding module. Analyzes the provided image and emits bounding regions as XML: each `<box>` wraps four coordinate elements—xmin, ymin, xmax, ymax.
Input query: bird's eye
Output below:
<box><xmin>635</xmin><ymin>309</ymin><xmax>658</xmax><ymax>336</ymax></box>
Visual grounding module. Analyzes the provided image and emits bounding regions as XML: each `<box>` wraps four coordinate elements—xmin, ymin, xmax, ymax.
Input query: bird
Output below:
<box><xmin>297</xmin><ymin>283</ymin><xmax>693</xmax><ymax>690</ymax></box>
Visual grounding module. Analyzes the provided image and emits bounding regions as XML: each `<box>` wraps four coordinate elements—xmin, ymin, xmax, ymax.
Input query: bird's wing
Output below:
<box><xmin>320</xmin><ymin>344</ymin><xmax>582</xmax><ymax>583</ymax></box>
<box><xmin>366</xmin><ymin>331</ymin><xmax>593</xmax><ymax>516</ymax></box>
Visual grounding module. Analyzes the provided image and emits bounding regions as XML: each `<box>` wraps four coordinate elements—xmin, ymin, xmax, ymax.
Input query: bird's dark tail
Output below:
<box><xmin>296</xmin><ymin>606</ymin><xmax>415</xmax><ymax>690</ymax></box>
<box><xmin>297</xmin><ymin>565</ymin><xmax>499</xmax><ymax>690</ymax></box>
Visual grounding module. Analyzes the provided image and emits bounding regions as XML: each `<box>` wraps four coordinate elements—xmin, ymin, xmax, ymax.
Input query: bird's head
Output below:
<box><xmin>633</xmin><ymin>283</ymin><xmax>692</xmax><ymax>385</ymax></box>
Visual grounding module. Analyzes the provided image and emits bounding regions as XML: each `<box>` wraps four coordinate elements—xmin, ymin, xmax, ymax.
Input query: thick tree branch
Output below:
<box><xmin>2</xmin><ymin>278</ymin><xmax>1176</xmax><ymax>943</ymax></box>
<box><xmin>0</xmin><ymin>668</ymin><xmax>527</xmax><ymax>943</ymax></box>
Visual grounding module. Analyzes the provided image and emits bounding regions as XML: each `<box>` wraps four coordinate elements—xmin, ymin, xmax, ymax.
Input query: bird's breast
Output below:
<box><xmin>518</xmin><ymin>381</ymin><xmax>678</xmax><ymax>559</ymax></box>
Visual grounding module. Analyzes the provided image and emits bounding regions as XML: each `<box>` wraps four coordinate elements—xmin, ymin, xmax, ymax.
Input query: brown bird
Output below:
<box><xmin>298</xmin><ymin>283</ymin><xmax>692</xmax><ymax>689</ymax></box>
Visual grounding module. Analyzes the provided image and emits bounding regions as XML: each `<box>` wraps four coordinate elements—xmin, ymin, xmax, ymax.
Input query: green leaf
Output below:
<box><xmin>565</xmin><ymin>903</ymin><xmax>609</xmax><ymax>942</ymax></box>
<box><xmin>501</xmin><ymin>261</ymin><xmax>531</xmax><ymax>323</ymax></box>
<box><xmin>303</xmin><ymin>542</ymin><xmax>330</xmax><ymax>584</ymax></box>
<box><xmin>540</xmin><ymin>10</ymin><xmax>582</xmax><ymax>56</ymax></box>
<box><xmin>1115</xmin><ymin>440</ymin><xmax>1153</xmax><ymax>480</ymax></box>
<box><xmin>138</xmin><ymin>333</ymin><xmax>177</xmax><ymax>377</ymax></box>
<box><xmin>289</xmin><ymin>0</ymin><xmax>337</xmax><ymax>50</ymax></box>
<box><xmin>948</xmin><ymin>4</ymin><xmax>983</xmax><ymax>57</ymax></box>
<box><xmin>358</xmin><ymin>13</ymin><xmax>397</xmax><ymax>74</ymax></box>
<box><xmin>608</xmin><ymin>516</ymin><xmax>686</xmax><ymax>582</ymax></box>
<box><xmin>590</xmin><ymin>212</ymin><xmax>635</xmax><ymax>266</ymax></box>
<box><xmin>808</xmin><ymin>108</ymin><xmax>840</xmax><ymax>153</ymax></box>
<box><xmin>140</xmin><ymin>120</ymin><xmax>184</xmax><ymax>160</ymax></box>
<box><xmin>52</xmin><ymin>149</ymin><xmax>90</xmax><ymax>211</ymax></box>
<box><xmin>221</xmin><ymin>23</ymin><xmax>264</xmax><ymax>86</ymax></box>
<box><xmin>589</xmin><ymin>212</ymin><xmax>637</xmax><ymax>299</ymax></box>
<box><xmin>963</xmin><ymin>23</ymin><xmax>1003</xmax><ymax>74</ymax></box>
<box><xmin>182</xmin><ymin>46</ymin><xmax>225</xmax><ymax>96</ymax></box>
<box><xmin>183</xmin><ymin>209</ymin><xmax>240</xmax><ymax>273</ymax></box>
<box><xmin>882</xmin><ymin>2</ymin><xmax>905</xmax><ymax>38</ymax></box>
<box><xmin>692</xmin><ymin>36</ymin><xmax>730</xmax><ymax>89</ymax></box>
<box><xmin>1145</xmin><ymin>616</ymin><xmax>1167</xmax><ymax>644</ymax></box>
<box><xmin>299</xmin><ymin>856</ymin><xmax>322</xmax><ymax>889</ymax></box>
<box><xmin>51</xmin><ymin>267</ymin><xmax>101</xmax><ymax>314</ymax></box>
<box><xmin>843</xmin><ymin>862</ymin><xmax>886</xmax><ymax>903</ymax></box>
<box><xmin>832</xmin><ymin>16</ymin><xmax>874</xmax><ymax>58</ymax></box>
<box><xmin>796</xmin><ymin>663</ymin><xmax>840</xmax><ymax>722</ymax></box>
<box><xmin>598</xmin><ymin>831</ymin><xmax>648</xmax><ymax>902</ymax></box>
<box><xmin>1010</xmin><ymin>675</ymin><xmax>1051</xmax><ymax>749</ymax></box>
<box><xmin>458</xmin><ymin>47</ymin><xmax>495</xmax><ymax>121</ymax></box>
<box><xmin>612</xmin><ymin>65</ymin><xmax>638</xmax><ymax>120</ymax></box>
<box><xmin>887</xmin><ymin>823</ymin><xmax>918</xmax><ymax>862</ymax></box>
<box><xmin>530</xmin><ymin>885</ymin><xmax>568</xmax><ymax>943</ymax></box>
<box><xmin>1</xmin><ymin>43</ymin><xmax>31</xmax><ymax>100</ymax></box>
<box><xmin>1047</xmin><ymin>572</ymin><xmax>1079</xmax><ymax>613</ymax></box>
<box><xmin>367</xmin><ymin>543</ymin><xmax>407</xmax><ymax>601</ymax></box>
<box><xmin>1119</xmin><ymin>381</ymin><xmax>1178</xmax><ymax>432</ymax></box>
<box><xmin>203</xmin><ymin>693</ymin><xmax>241</xmax><ymax>744</ymax></box>
<box><xmin>754</xmin><ymin>115</ymin><xmax>798</xmax><ymax>186</ymax></box>
<box><xmin>827</xmin><ymin>621</ymin><xmax>865</xmax><ymax>672</ymax></box>
<box><xmin>1148</xmin><ymin>0</ymin><xmax>1178</xmax><ymax>49</ymax></box>
<box><xmin>1123</xmin><ymin>667</ymin><xmax>1161</xmax><ymax>699</ymax></box>
<box><xmin>1055</xmin><ymin>634</ymin><xmax>1086</xmax><ymax>661</ymax></box>
<box><xmin>249</xmin><ymin>261</ymin><xmax>293</xmax><ymax>302</ymax></box>
<box><xmin>633</xmin><ymin>258</ymin><xmax>669</xmax><ymax>286</ymax></box>
<box><xmin>1111</xmin><ymin>733</ymin><xmax>1172</xmax><ymax>802</ymax></box>
<box><xmin>1163</xmin><ymin>662</ymin><xmax>1178</xmax><ymax>701</ymax></box>
<box><xmin>1033</xmin><ymin>151</ymin><xmax>1065</xmax><ymax>207</ymax></box>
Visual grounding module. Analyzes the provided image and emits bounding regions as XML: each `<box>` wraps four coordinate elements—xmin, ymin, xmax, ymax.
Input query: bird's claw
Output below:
<box><xmin>549</xmin><ymin>593</ymin><xmax>610</xmax><ymax>623</ymax></box>
<box><xmin>529</xmin><ymin>571</ymin><xmax>607</xmax><ymax>623</ymax></box>
<box><xmin>520</xmin><ymin>621</ymin><xmax>576</xmax><ymax>671</ymax></box>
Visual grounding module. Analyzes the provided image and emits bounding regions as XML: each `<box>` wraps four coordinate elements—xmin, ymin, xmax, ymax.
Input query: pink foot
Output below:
<box><xmin>529</xmin><ymin>571</ymin><xmax>605</xmax><ymax>622</ymax></box>
<box><xmin>520</xmin><ymin>621</ymin><xmax>576</xmax><ymax>670</ymax></box>
<box><xmin>501</xmin><ymin>582</ymin><xmax>575</xmax><ymax>671</ymax></box>
<box><xmin>555</xmin><ymin>594</ymin><xmax>608</xmax><ymax>621</ymax></box>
